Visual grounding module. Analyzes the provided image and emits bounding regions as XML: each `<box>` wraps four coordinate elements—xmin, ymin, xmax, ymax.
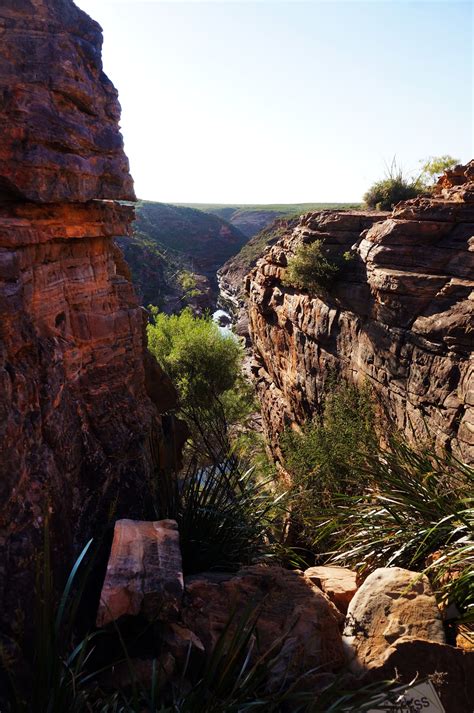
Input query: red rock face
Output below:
<box><xmin>247</xmin><ymin>164</ymin><xmax>474</xmax><ymax>462</ymax></box>
<box><xmin>0</xmin><ymin>0</ymin><xmax>135</xmax><ymax>203</ymax></box>
<box><xmin>0</xmin><ymin>0</ymin><xmax>181</xmax><ymax>634</ymax></box>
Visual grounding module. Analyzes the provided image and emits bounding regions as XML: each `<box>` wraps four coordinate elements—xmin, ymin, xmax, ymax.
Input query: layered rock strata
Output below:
<box><xmin>246</xmin><ymin>165</ymin><xmax>474</xmax><ymax>461</ymax></box>
<box><xmin>0</xmin><ymin>0</ymin><xmax>182</xmax><ymax>633</ymax></box>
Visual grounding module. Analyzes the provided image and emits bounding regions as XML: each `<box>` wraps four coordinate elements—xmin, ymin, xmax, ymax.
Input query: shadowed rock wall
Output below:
<box><xmin>0</xmin><ymin>0</ymin><xmax>182</xmax><ymax>634</ymax></box>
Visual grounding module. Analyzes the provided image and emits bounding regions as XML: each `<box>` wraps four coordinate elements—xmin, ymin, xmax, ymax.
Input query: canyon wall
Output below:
<box><xmin>246</xmin><ymin>164</ymin><xmax>474</xmax><ymax>463</ymax></box>
<box><xmin>0</xmin><ymin>0</ymin><xmax>182</xmax><ymax>631</ymax></box>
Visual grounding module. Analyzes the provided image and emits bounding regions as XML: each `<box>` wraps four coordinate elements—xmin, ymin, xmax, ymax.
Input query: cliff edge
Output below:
<box><xmin>0</xmin><ymin>0</ymin><xmax>182</xmax><ymax>631</ymax></box>
<box><xmin>246</xmin><ymin>163</ymin><xmax>474</xmax><ymax>462</ymax></box>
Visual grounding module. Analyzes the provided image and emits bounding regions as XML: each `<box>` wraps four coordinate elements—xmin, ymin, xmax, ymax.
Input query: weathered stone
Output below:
<box><xmin>304</xmin><ymin>565</ymin><xmax>358</xmax><ymax>614</ymax></box>
<box><xmin>246</xmin><ymin>165</ymin><xmax>474</xmax><ymax>462</ymax></box>
<box><xmin>97</xmin><ymin>519</ymin><xmax>184</xmax><ymax>627</ymax></box>
<box><xmin>342</xmin><ymin>567</ymin><xmax>445</xmax><ymax>674</ymax></box>
<box><xmin>0</xmin><ymin>0</ymin><xmax>135</xmax><ymax>203</ymax></box>
<box><xmin>362</xmin><ymin>639</ymin><xmax>474</xmax><ymax>713</ymax></box>
<box><xmin>182</xmin><ymin>565</ymin><xmax>345</xmax><ymax>692</ymax></box>
<box><xmin>0</xmin><ymin>0</ymin><xmax>184</xmax><ymax>641</ymax></box>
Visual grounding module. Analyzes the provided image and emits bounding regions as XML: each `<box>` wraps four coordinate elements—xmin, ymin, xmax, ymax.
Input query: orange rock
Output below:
<box><xmin>182</xmin><ymin>565</ymin><xmax>345</xmax><ymax>692</ymax></box>
<box><xmin>96</xmin><ymin>519</ymin><xmax>184</xmax><ymax>627</ymax></box>
<box><xmin>246</xmin><ymin>163</ymin><xmax>474</xmax><ymax>462</ymax></box>
<box><xmin>304</xmin><ymin>565</ymin><xmax>358</xmax><ymax>614</ymax></box>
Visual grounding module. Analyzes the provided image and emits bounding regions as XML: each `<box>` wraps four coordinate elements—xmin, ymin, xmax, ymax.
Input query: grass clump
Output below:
<box><xmin>363</xmin><ymin>158</ymin><xmax>424</xmax><ymax>210</ymax></box>
<box><xmin>316</xmin><ymin>437</ymin><xmax>474</xmax><ymax>634</ymax></box>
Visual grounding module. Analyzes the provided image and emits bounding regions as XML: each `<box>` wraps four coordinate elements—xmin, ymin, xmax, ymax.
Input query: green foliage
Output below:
<box><xmin>281</xmin><ymin>382</ymin><xmax>377</xmax><ymax>546</ymax></box>
<box><xmin>147</xmin><ymin>307</ymin><xmax>253</xmax><ymax>461</ymax></box>
<box><xmin>155</xmin><ymin>456</ymin><xmax>287</xmax><ymax>575</ymax></box>
<box><xmin>311</xmin><ymin>437</ymin><xmax>473</xmax><ymax>630</ymax></box>
<box><xmin>282</xmin><ymin>240</ymin><xmax>343</xmax><ymax>294</ymax></box>
<box><xmin>363</xmin><ymin>159</ymin><xmax>424</xmax><ymax>210</ymax></box>
<box><xmin>178</xmin><ymin>270</ymin><xmax>201</xmax><ymax>299</ymax></box>
<box><xmin>420</xmin><ymin>154</ymin><xmax>460</xmax><ymax>183</ymax></box>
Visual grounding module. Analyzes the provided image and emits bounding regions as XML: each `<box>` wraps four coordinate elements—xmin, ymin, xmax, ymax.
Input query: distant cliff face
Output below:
<box><xmin>246</xmin><ymin>164</ymin><xmax>474</xmax><ymax>463</ymax></box>
<box><xmin>115</xmin><ymin>201</ymin><xmax>248</xmax><ymax>313</ymax></box>
<box><xmin>0</xmin><ymin>0</ymin><xmax>182</xmax><ymax>629</ymax></box>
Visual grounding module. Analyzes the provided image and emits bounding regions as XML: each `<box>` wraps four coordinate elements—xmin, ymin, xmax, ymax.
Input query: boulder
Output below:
<box><xmin>304</xmin><ymin>565</ymin><xmax>358</xmax><ymax>614</ymax></box>
<box><xmin>96</xmin><ymin>519</ymin><xmax>183</xmax><ymax>627</ymax></box>
<box><xmin>182</xmin><ymin>565</ymin><xmax>345</xmax><ymax>692</ymax></box>
<box><xmin>343</xmin><ymin>567</ymin><xmax>445</xmax><ymax>673</ymax></box>
<box><xmin>362</xmin><ymin>639</ymin><xmax>474</xmax><ymax>713</ymax></box>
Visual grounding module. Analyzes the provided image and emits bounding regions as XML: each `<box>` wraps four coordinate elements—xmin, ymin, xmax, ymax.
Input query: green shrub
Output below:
<box><xmin>281</xmin><ymin>382</ymin><xmax>377</xmax><ymax>547</ymax></box>
<box><xmin>282</xmin><ymin>240</ymin><xmax>349</xmax><ymax>294</ymax></box>
<box><xmin>363</xmin><ymin>159</ymin><xmax>424</xmax><ymax>210</ymax></box>
<box><xmin>147</xmin><ymin>307</ymin><xmax>254</xmax><ymax>462</ymax></box>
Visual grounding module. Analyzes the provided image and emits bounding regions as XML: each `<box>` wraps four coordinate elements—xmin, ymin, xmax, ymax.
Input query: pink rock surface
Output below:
<box><xmin>97</xmin><ymin>519</ymin><xmax>184</xmax><ymax>627</ymax></box>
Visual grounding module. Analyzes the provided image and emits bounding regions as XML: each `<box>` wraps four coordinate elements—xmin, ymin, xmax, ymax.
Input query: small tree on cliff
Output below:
<box><xmin>419</xmin><ymin>154</ymin><xmax>460</xmax><ymax>185</ymax></box>
<box><xmin>147</xmin><ymin>307</ymin><xmax>253</xmax><ymax>462</ymax></box>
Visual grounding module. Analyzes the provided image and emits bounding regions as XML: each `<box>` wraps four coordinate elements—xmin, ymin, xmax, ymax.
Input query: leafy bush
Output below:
<box><xmin>281</xmin><ymin>382</ymin><xmax>377</xmax><ymax>547</ymax></box>
<box><xmin>420</xmin><ymin>154</ymin><xmax>460</xmax><ymax>184</ymax></box>
<box><xmin>282</xmin><ymin>240</ymin><xmax>350</xmax><ymax>294</ymax></box>
<box><xmin>363</xmin><ymin>159</ymin><xmax>424</xmax><ymax>210</ymax></box>
<box><xmin>309</xmin><ymin>436</ymin><xmax>473</xmax><ymax>640</ymax></box>
<box><xmin>147</xmin><ymin>307</ymin><xmax>254</xmax><ymax>462</ymax></box>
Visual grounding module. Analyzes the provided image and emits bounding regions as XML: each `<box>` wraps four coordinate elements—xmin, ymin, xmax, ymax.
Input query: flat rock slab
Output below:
<box><xmin>182</xmin><ymin>564</ymin><xmax>345</xmax><ymax>692</ymax></box>
<box><xmin>304</xmin><ymin>565</ymin><xmax>358</xmax><ymax>613</ymax></box>
<box><xmin>343</xmin><ymin>567</ymin><xmax>445</xmax><ymax>673</ymax></box>
<box><xmin>96</xmin><ymin>519</ymin><xmax>183</xmax><ymax>627</ymax></box>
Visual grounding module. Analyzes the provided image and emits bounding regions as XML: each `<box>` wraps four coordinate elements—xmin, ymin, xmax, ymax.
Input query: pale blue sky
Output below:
<box><xmin>75</xmin><ymin>0</ymin><xmax>473</xmax><ymax>203</ymax></box>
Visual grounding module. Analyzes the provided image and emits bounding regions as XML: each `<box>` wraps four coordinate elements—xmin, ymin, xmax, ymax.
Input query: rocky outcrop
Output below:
<box><xmin>0</xmin><ymin>0</ymin><xmax>182</xmax><ymax>635</ymax></box>
<box><xmin>246</xmin><ymin>166</ymin><xmax>474</xmax><ymax>461</ymax></box>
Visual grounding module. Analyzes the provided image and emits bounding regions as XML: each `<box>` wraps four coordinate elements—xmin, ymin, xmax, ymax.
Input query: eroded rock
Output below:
<box><xmin>182</xmin><ymin>565</ymin><xmax>345</xmax><ymax>692</ymax></box>
<box><xmin>342</xmin><ymin>567</ymin><xmax>445</xmax><ymax>673</ymax></box>
<box><xmin>97</xmin><ymin>519</ymin><xmax>184</xmax><ymax>627</ymax></box>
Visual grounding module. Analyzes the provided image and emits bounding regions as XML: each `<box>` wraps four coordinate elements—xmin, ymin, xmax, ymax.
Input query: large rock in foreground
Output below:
<box><xmin>96</xmin><ymin>519</ymin><xmax>184</xmax><ymax>627</ymax></box>
<box><xmin>343</xmin><ymin>567</ymin><xmax>445</xmax><ymax>673</ymax></box>
<box><xmin>182</xmin><ymin>565</ymin><xmax>345</xmax><ymax>692</ymax></box>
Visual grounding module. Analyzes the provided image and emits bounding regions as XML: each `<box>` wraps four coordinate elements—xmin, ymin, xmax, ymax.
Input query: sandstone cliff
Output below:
<box><xmin>246</xmin><ymin>164</ymin><xmax>474</xmax><ymax>462</ymax></box>
<box><xmin>0</xmin><ymin>0</ymin><xmax>182</xmax><ymax>631</ymax></box>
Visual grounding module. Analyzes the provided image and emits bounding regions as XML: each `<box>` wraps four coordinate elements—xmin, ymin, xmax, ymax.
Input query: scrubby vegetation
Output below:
<box><xmin>282</xmin><ymin>240</ymin><xmax>352</xmax><ymax>294</ymax></box>
<box><xmin>147</xmin><ymin>307</ymin><xmax>254</xmax><ymax>462</ymax></box>
<box><xmin>363</xmin><ymin>159</ymin><xmax>424</xmax><ymax>210</ymax></box>
<box><xmin>282</xmin><ymin>381</ymin><xmax>473</xmax><ymax>643</ymax></box>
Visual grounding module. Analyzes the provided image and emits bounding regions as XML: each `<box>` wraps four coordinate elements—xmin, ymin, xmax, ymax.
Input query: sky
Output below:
<box><xmin>75</xmin><ymin>0</ymin><xmax>473</xmax><ymax>204</ymax></box>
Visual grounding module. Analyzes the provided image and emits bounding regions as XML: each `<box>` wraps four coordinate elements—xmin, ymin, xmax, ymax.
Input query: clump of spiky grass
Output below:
<box><xmin>311</xmin><ymin>436</ymin><xmax>473</xmax><ymax>635</ymax></box>
<box><xmin>154</xmin><ymin>455</ymin><xmax>289</xmax><ymax>575</ymax></box>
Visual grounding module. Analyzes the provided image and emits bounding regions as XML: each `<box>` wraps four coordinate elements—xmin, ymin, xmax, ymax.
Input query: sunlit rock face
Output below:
<box><xmin>0</xmin><ymin>0</ymin><xmax>182</xmax><ymax>634</ymax></box>
<box><xmin>246</xmin><ymin>163</ymin><xmax>474</xmax><ymax>463</ymax></box>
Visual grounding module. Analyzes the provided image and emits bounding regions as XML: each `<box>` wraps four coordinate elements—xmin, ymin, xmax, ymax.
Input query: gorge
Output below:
<box><xmin>0</xmin><ymin>0</ymin><xmax>473</xmax><ymax>710</ymax></box>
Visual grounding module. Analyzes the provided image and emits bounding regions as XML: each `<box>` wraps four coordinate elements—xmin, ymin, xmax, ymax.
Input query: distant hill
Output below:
<box><xmin>116</xmin><ymin>201</ymin><xmax>247</xmax><ymax>312</ymax></box>
<box><xmin>174</xmin><ymin>202</ymin><xmax>362</xmax><ymax>237</ymax></box>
